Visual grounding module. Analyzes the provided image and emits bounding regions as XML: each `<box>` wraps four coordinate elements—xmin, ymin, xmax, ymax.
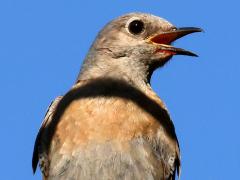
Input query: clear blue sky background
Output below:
<box><xmin>0</xmin><ymin>1</ymin><xmax>239</xmax><ymax>180</ymax></box>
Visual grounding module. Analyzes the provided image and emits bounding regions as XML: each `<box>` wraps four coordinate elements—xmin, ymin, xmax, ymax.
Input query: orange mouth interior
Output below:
<box><xmin>150</xmin><ymin>33</ymin><xmax>178</xmax><ymax>45</ymax></box>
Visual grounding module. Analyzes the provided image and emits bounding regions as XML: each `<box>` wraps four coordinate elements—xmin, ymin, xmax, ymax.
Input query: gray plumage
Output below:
<box><xmin>32</xmin><ymin>12</ymin><xmax>201</xmax><ymax>180</ymax></box>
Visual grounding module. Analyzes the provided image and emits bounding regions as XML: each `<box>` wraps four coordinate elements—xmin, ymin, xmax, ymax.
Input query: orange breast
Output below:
<box><xmin>49</xmin><ymin>80</ymin><xmax>178</xmax><ymax>157</ymax></box>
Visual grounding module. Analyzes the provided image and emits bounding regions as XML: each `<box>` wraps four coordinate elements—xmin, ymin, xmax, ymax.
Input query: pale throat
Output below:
<box><xmin>77</xmin><ymin>51</ymin><xmax>152</xmax><ymax>91</ymax></box>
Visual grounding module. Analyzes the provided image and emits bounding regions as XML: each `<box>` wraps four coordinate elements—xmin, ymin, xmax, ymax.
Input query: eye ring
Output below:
<box><xmin>126</xmin><ymin>18</ymin><xmax>145</xmax><ymax>35</ymax></box>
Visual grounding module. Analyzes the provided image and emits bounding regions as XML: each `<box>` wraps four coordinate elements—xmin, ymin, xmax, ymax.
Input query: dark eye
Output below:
<box><xmin>128</xmin><ymin>20</ymin><xmax>145</xmax><ymax>35</ymax></box>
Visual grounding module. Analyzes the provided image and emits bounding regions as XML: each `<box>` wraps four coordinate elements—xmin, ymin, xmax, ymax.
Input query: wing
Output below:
<box><xmin>32</xmin><ymin>96</ymin><xmax>63</xmax><ymax>175</ymax></box>
<box><xmin>32</xmin><ymin>79</ymin><xmax>181</xmax><ymax>180</ymax></box>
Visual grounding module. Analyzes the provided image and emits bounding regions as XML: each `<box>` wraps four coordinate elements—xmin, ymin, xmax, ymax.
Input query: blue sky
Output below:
<box><xmin>0</xmin><ymin>0</ymin><xmax>239</xmax><ymax>179</ymax></box>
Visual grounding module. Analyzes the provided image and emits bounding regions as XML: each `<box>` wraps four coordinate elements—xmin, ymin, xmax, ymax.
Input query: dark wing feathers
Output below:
<box><xmin>32</xmin><ymin>96</ymin><xmax>63</xmax><ymax>174</ymax></box>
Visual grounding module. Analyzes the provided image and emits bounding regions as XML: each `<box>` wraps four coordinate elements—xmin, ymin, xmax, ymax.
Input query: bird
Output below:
<box><xmin>32</xmin><ymin>12</ymin><xmax>202</xmax><ymax>180</ymax></box>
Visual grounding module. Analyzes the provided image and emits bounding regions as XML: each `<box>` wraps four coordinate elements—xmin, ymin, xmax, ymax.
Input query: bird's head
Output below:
<box><xmin>79</xmin><ymin>13</ymin><xmax>202</xmax><ymax>85</ymax></box>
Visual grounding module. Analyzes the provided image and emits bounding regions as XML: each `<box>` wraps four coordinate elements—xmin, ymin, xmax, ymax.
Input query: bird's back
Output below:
<box><xmin>34</xmin><ymin>78</ymin><xmax>180</xmax><ymax>180</ymax></box>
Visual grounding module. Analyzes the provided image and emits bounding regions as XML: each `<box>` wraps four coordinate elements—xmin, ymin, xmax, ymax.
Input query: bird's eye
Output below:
<box><xmin>128</xmin><ymin>20</ymin><xmax>145</xmax><ymax>35</ymax></box>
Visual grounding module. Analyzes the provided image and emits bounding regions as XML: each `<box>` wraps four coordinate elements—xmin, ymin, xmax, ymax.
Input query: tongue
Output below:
<box><xmin>156</xmin><ymin>49</ymin><xmax>177</xmax><ymax>55</ymax></box>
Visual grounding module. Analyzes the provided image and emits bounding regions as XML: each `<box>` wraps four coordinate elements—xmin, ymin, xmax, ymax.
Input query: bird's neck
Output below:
<box><xmin>76</xmin><ymin>50</ymin><xmax>152</xmax><ymax>91</ymax></box>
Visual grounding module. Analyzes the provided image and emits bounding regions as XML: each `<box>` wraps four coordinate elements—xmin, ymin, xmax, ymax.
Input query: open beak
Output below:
<box><xmin>149</xmin><ymin>27</ymin><xmax>203</xmax><ymax>57</ymax></box>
